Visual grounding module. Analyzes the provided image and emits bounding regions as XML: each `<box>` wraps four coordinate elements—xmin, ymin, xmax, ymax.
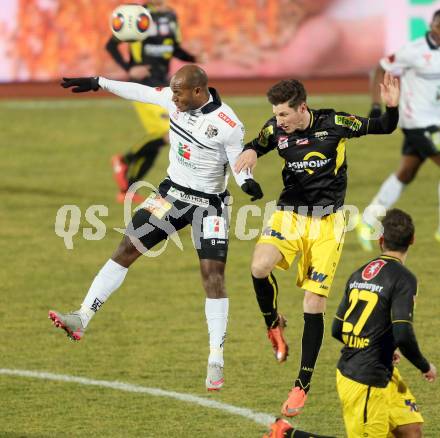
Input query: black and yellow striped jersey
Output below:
<box><xmin>244</xmin><ymin>107</ymin><xmax>398</xmax><ymax>213</ymax></box>
<box><xmin>335</xmin><ymin>255</ymin><xmax>417</xmax><ymax>387</ymax></box>
<box><xmin>106</xmin><ymin>8</ymin><xmax>195</xmax><ymax>87</ymax></box>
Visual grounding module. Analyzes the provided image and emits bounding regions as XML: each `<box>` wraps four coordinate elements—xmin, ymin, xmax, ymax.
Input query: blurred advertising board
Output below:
<box><xmin>0</xmin><ymin>0</ymin><xmax>439</xmax><ymax>82</ymax></box>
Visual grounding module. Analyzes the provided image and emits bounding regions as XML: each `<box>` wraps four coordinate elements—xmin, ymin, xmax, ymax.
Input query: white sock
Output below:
<box><xmin>79</xmin><ymin>259</ymin><xmax>128</xmax><ymax>327</ymax></box>
<box><xmin>205</xmin><ymin>298</ymin><xmax>229</xmax><ymax>367</ymax></box>
<box><xmin>363</xmin><ymin>174</ymin><xmax>405</xmax><ymax>226</ymax></box>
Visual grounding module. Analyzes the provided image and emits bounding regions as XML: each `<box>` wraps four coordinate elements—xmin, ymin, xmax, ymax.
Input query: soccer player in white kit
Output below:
<box><xmin>357</xmin><ymin>10</ymin><xmax>440</xmax><ymax>250</ymax></box>
<box><xmin>49</xmin><ymin>65</ymin><xmax>263</xmax><ymax>391</ymax></box>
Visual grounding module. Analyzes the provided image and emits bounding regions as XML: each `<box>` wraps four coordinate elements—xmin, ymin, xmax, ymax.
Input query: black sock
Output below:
<box><xmin>252</xmin><ymin>273</ymin><xmax>279</xmax><ymax>328</ymax></box>
<box><xmin>286</xmin><ymin>429</ymin><xmax>335</xmax><ymax>438</ymax></box>
<box><xmin>294</xmin><ymin>313</ymin><xmax>324</xmax><ymax>393</ymax></box>
<box><xmin>126</xmin><ymin>137</ymin><xmax>166</xmax><ymax>185</ymax></box>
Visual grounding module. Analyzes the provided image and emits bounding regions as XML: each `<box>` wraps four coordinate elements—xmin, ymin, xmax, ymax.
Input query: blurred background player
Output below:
<box><xmin>333</xmin><ymin>209</ymin><xmax>436</xmax><ymax>437</ymax></box>
<box><xmin>234</xmin><ymin>73</ymin><xmax>399</xmax><ymax>418</ymax></box>
<box><xmin>357</xmin><ymin>9</ymin><xmax>440</xmax><ymax>250</ymax></box>
<box><xmin>106</xmin><ymin>0</ymin><xmax>198</xmax><ymax>203</ymax></box>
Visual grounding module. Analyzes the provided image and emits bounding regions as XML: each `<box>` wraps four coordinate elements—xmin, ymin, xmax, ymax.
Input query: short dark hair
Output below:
<box><xmin>433</xmin><ymin>9</ymin><xmax>440</xmax><ymax>21</ymax></box>
<box><xmin>381</xmin><ymin>208</ymin><xmax>414</xmax><ymax>252</ymax></box>
<box><xmin>267</xmin><ymin>79</ymin><xmax>307</xmax><ymax>109</ymax></box>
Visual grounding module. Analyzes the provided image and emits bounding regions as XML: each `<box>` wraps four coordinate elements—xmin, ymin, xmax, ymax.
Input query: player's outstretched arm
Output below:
<box><xmin>61</xmin><ymin>77</ymin><xmax>99</xmax><ymax>93</ymax></box>
<box><xmin>234</xmin><ymin>149</ymin><xmax>258</xmax><ymax>173</ymax></box>
<box><xmin>235</xmin><ymin>120</ymin><xmax>277</xmax><ymax>173</ymax></box>
<box><xmin>241</xmin><ymin>178</ymin><xmax>263</xmax><ymax>202</ymax></box>
<box><xmin>61</xmin><ymin>76</ymin><xmax>171</xmax><ymax>108</ymax></box>
<box><xmin>226</xmin><ymin>125</ymin><xmax>264</xmax><ymax>202</ymax></box>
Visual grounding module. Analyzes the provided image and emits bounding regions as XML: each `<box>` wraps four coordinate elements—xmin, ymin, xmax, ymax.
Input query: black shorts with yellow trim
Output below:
<box><xmin>336</xmin><ymin>368</ymin><xmax>423</xmax><ymax>438</ymax></box>
<box><xmin>257</xmin><ymin>209</ymin><xmax>345</xmax><ymax>297</ymax></box>
<box><xmin>128</xmin><ymin>178</ymin><xmax>230</xmax><ymax>262</ymax></box>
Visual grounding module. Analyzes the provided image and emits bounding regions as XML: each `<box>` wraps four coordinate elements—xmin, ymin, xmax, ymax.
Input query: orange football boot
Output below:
<box><xmin>262</xmin><ymin>418</ymin><xmax>293</xmax><ymax>438</ymax></box>
<box><xmin>116</xmin><ymin>190</ymin><xmax>145</xmax><ymax>204</ymax></box>
<box><xmin>267</xmin><ymin>314</ymin><xmax>289</xmax><ymax>363</ymax></box>
<box><xmin>111</xmin><ymin>154</ymin><xmax>129</xmax><ymax>192</ymax></box>
<box><xmin>281</xmin><ymin>387</ymin><xmax>307</xmax><ymax>417</ymax></box>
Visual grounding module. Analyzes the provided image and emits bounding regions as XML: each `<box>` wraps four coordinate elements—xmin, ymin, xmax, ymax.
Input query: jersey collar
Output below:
<box><xmin>426</xmin><ymin>32</ymin><xmax>440</xmax><ymax>50</ymax></box>
<box><xmin>308</xmin><ymin>109</ymin><xmax>314</xmax><ymax>129</ymax></box>
<box><xmin>295</xmin><ymin>109</ymin><xmax>314</xmax><ymax>133</ymax></box>
<box><xmin>200</xmin><ymin>87</ymin><xmax>222</xmax><ymax>114</ymax></box>
<box><xmin>380</xmin><ymin>254</ymin><xmax>402</xmax><ymax>263</ymax></box>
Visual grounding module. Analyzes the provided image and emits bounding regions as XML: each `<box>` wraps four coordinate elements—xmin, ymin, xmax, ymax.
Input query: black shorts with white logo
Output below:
<box><xmin>402</xmin><ymin>126</ymin><xmax>440</xmax><ymax>160</ymax></box>
<box><xmin>128</xmin><ymin>178</ymin><xmax>230</xmax><ymax>262</ymax></box>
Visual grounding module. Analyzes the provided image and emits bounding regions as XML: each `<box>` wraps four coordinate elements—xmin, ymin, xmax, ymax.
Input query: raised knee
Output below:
<box><xmin>251</xmin><ymin>258</ymin><xmax>273</xmax><ymax>278</ymax></box>
<box><xmin>304</xmin><ymin>291</ymin><xmax>327</xmax><ymax>313</ymax></box>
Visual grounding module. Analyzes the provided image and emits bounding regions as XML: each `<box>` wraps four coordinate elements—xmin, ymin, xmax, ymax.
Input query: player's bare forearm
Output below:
<box><xmin>234</xmin><ymin>149</ymin><xmax>257</xmax><ymax>173</ymax></box>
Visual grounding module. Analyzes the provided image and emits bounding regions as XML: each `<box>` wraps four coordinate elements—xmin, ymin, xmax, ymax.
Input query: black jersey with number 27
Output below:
<box><xmin>335</xmin><ymin>255</ymin><xmax>417</xmax><ymax>387</ymax></box>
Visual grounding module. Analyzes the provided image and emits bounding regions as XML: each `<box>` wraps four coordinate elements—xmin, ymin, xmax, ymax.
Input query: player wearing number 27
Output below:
<box><xmin>332</xmin><ymin>209</ymin><xmax>437</xmax><ymax>437</ymax></box>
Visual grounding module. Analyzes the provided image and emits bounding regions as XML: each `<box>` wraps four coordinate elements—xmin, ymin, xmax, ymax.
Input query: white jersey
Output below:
<box><xmin>380</xmin><ymin>34</ymin><xmax>440</xmax><ymax>129</ymax></box>
<box><xmin>98</xmin><ymin>77</ymin><xmax>250</xmax><ymax>194</ymax></box>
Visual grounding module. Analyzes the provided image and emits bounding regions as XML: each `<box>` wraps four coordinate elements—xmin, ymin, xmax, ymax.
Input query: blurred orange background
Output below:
<box><xmin>0</xmin><ymin>0</ymin><xmax>438</xmax><ymax>82</ymax></box>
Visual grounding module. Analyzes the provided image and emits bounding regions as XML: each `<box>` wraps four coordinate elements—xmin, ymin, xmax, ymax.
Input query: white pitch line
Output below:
<box><xmin>0</xmin><ymin>368</ymin><xmax>276</xmax><ymax>427</ymax></box>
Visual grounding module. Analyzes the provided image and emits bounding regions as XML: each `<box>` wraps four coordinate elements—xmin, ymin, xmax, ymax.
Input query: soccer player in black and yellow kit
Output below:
<box><xmin>106</xmin><ymin>0</ymin><xmax>197</xmax><ymax>202</ymax></box>
<box><xmin>332</xmin><ymin>209</ymin><xmax>437</xmax><ymax>437</ymax></box>
<box><xmin>234</xmin><ymin>72</ymin><xmax>400</xmax><ymax>417</ymax></box>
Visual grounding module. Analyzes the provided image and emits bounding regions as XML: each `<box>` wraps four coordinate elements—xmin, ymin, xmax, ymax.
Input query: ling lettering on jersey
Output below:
<box><xmin>336</xmin><ymin>257</ymin><xmax>418</xmax><ymax>387</ymax></box>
